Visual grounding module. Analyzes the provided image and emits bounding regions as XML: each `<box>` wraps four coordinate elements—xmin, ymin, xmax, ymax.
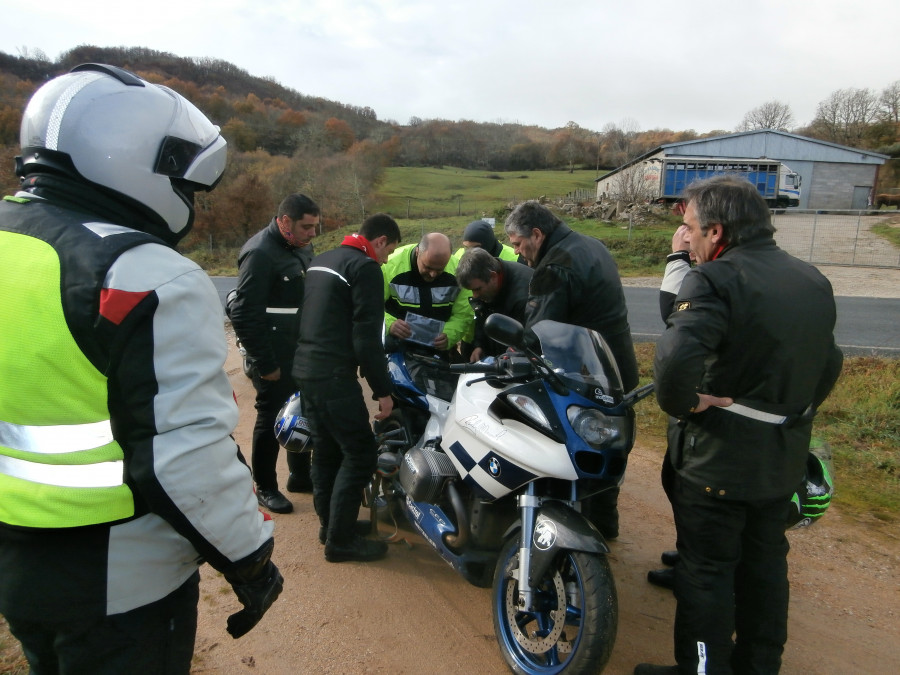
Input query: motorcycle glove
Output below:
<box><xmin>223</xmin><ymin>538</ymin><xmax>284</xmax><ymax>639</ymax></box>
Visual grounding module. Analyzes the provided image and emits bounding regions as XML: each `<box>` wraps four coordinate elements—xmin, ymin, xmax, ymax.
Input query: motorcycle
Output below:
<box><xmin>368</xmin><ymin>315</ymin><xmax>654</xmax><ymax>674</ymax></box>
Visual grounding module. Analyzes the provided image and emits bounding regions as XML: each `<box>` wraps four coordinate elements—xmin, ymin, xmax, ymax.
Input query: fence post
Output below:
<box><xmin>851</xmin><ymin>211</ymin><xmax>861</xmax><ymax>264</ymax></box>
<box><xmin>808</xmin><ymin>212</ymin><xmax>818</xmax><ymax>263</ymax></box>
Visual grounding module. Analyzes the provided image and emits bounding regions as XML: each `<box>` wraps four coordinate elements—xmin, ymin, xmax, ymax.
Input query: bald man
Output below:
<box><xmin>382</xmin><ymin>232</ymin><xmax>473</xmax><ymax>356</ymax></box>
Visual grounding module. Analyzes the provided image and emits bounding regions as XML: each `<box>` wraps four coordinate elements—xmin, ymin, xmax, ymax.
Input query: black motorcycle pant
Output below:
<box><xmin>670</xmin><ymin>473</ymin><xmax>791</xmax><ymax>675</ymax></box>
<box><xmin>251</xmin><ymin>364</ymin><xmax>309</xmax><ymax>490</ymax></box>
<box><xmin>6</xmin><ymin>570</ymin><xmax>199</xmax><ymax>675</ymax></box>
<box><xmin>297</xmin><ymin>376</ymin><xmax>378</xmax><ymax>546</ymax></box>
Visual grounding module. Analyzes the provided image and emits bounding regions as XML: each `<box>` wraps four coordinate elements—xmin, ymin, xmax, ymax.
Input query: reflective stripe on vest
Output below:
<box><xmin>0</xmin><ymin>229</ymin><xmax>134</xmax><ymax>528</ymax></box>
<box><xmin>389</xmin><ymin>283</ymin><xmax>460</xmax><ymax>307</ymax></box>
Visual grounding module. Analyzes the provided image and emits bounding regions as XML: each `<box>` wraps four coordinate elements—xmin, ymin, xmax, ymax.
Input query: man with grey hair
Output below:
<box><xmin>505</xmin><ymin>200</ymin><xmax>639</xmax><ymax>539</ymax></box>
<box><xmin>455</xmin><ymin>247</ymin><xmax>533</xmax><ymax>362</ymax></box>
<box><xmin>636</xmin><ymin>175</ymin><xmax>842</xmax><ymax>675</ymax></box>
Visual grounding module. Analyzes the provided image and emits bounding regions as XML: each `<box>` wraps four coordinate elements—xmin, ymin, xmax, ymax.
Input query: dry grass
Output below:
<box><xmin>632</xmin><ymin>344</ymin><xmax>899</xmax><ymax>520</ymax></box>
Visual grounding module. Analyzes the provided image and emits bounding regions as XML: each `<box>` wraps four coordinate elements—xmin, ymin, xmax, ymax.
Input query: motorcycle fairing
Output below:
<box><xmin>402</xmin><ymin>495</ymin><xmax>495</xmax><ymax>586</ymax></box>
<box><xmin>387</xmin><ymin>351</ymin><xmax>428</xmax><ymax>409</ymax></box>
<box><xmin>446</xmin><ymin>440</ymin><xmax>537</xmax><ymax>501</ymax></box>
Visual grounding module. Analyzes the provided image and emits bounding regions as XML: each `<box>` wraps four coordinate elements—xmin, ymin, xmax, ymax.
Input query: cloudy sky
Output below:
<box><xmin>4</xmin><ymin>0</ymin><xmax>897</xmax><ymax>134</ymax></box>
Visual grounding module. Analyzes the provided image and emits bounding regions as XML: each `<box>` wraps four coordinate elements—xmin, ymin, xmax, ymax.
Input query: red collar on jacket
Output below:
<box><xmin>341</xmin><ymin>233</ymin><xmax>378</xmax><ymax>262</ymax></box>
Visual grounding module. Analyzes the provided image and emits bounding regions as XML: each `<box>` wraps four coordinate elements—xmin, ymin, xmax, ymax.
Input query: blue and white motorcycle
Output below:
<box><xmin>369</xmin><ymin>315</ymin><xmax>654</xmax><ymax>674</ymax></box>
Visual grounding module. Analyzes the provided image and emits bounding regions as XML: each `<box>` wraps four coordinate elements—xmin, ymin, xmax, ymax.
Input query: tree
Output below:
<box><xmin>323</xmin><ymin>117</ymin><xmax>355</xmax><ymax>152</ymax></box>
<box><xmin>736</xmin><ymin>100</ymin><xmax>794</xmax><ymax>132</ymax></box>
<box><xmin>878</xmin><ymin>80</ymin><xmax>900</xmax><ymax>124</ymax></box>
<box><xmin>221</xmin><ymin>118</ymin><xmax>258</xmax><ymax>152</ymax></box>
<box><xmin>610</xmin><ymin>163</ymin><xmax>656</xmax><ymax>203</ymax></box>
<box><xmin>810</xmin><ymin>87</ymin><xmax>880</xmax><ymax>146</ymax></box>
<box><xmin>599</xmin><ymin>119</ymin><xmax>641</xmax><ymax>168</ymax></box>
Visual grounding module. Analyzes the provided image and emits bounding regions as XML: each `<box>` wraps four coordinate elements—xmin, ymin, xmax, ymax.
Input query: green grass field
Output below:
<box><xmin>370</xmin><ymin>166</ymin><xmax>603</xmax><ymax>219</ymax></box>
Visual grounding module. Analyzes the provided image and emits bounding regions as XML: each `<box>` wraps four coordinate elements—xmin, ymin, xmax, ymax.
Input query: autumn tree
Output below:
<box><xmin>221</xmin><ymin>118</ymin><xmax>258</xmax><ymax>152</ymax></box>
<box><xmin>736</xmin><ymin>100</ymin><xmax>794</xmax><ymax>132</ymax></box>
<box><xmin>323</xmin><ymin>117</ymin><xmax>355</xmax><ymax>152</ymax></box>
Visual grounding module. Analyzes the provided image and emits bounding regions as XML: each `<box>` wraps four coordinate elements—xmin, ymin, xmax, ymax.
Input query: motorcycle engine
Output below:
<box><xmin>399</xmin><ymin>445</ymin><xmax>457</xmax><ymax>503</ymax></box>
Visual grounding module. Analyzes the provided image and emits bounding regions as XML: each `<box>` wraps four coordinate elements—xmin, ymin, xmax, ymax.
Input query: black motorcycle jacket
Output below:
<box><xmin>293</xmin><ymin>241</ymin><xmax>393</xmax><ymax>399</ymax></box>
<box><xmin>654</xmin><ymin>237</ymin><xmax>843</xmax><ymax>501</ymax></box>
<box><xmin>471</xmin><ymin>259</ymin><xmax>533</xmax><ymax>357</ymax></box>
<box><xmin>231</xmin><ymin>219</ymin><xmax>314</xmax><ymax>376</ymax></box>
<box><xmin>525</xmin><ymin>222</ymin><xmax>639</xmax><ymax>391</ymax></box>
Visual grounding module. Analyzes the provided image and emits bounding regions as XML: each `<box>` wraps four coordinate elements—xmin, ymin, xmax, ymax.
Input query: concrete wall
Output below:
<box><xmin>807</xmin><ymin>163</ymin><xmax>879</xmax><ymax>210</ymax></box>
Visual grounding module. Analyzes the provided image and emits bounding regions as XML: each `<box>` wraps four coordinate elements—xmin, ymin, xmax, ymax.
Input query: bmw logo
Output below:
<box><xmin>488</xmin><ymin>456</ymin><xmax>501</xmax><ymax>477</ymax></box>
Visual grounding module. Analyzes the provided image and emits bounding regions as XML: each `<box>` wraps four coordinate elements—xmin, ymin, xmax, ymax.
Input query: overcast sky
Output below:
<box><xmin>3</xmin><ymin>0</ymin><xmax>897</xmax><ymax>134</ymax></box>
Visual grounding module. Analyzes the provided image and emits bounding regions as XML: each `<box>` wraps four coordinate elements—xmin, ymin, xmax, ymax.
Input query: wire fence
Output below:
<box><xmin>771</xmin><ymin>211</ymin><xmax>899</xmax><ymax>268</ymax></box>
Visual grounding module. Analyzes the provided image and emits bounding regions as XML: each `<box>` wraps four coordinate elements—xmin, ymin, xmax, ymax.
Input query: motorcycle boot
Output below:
<box><xmin>661</xmin><ymin>549</ymin><xmax>680</xmax><ymax>566</ymax></box>
<box><xmin>318</xmin><ymin>520</ymin><xmax>373</xmax><ymax>545</ymax></box>
<box><xmin>256</xmin><ymin>488</ymin><xmax>293</xmax><ymax>514</ymax></box>
<box><xmin>324</xmin><ymin>535</ymin><xmax>388</xmax><ymax>563</ymax></box>
<box><xmin>647</xmin><ymin>567</ymin><xmax>675</xmax><ymax>590</ymax></box>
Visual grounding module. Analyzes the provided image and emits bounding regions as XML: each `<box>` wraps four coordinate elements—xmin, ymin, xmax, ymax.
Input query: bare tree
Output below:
<box><xmin>736</xmin><ymin>100</ymin><xmax>794</xmax><ymax>132</ymax></box>
<box><xmin>600</xmin><ymin>119</ymin><xmax>641</xmax><ymax>168</ymax></box>
<box><xmin>811</xmin><ymin>87</ymin><xmax>880</xmax><ymax>145</ymax></box>
<box><xmin>878</xmin><ymin>80</ymin><xmax>900</xmax><ymax>124</ymax></box>
<box><xmin>610</xmin><ymin>163</ymin><xmax>655</xmax><ymax>203</ymax></box>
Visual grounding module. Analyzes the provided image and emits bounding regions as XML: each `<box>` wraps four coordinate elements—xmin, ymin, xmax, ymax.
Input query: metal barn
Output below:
<box><xmin>596</xmin><ymin>130</ymin><xmax>888</xmax><ymax>210</ymax></box>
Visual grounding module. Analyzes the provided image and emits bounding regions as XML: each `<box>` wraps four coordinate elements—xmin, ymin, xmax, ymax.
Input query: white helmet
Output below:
<box><xmin>17</xmin><ymin>63</ymin><xmax>226</xmax><ymax>244</ymax></box>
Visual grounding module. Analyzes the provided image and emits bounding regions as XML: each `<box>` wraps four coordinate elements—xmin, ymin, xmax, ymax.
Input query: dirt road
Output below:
<box><xmin>189</xmin><ymin>339</ymin><xmax>900</xmax><ymax>675</ymax></box>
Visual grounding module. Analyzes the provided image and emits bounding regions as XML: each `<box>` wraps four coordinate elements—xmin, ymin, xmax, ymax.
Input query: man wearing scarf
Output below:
<box><xmin>293</xmin><ymin>214</ymin><xmax>401</xmax><ymax>563</ymax></box>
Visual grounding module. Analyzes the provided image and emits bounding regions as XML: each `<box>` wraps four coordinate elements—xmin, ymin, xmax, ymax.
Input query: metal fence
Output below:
<box><xmin>770</xmin><ymin>211</ymin><xmax>899</xmax><ymax>268</ymax></box>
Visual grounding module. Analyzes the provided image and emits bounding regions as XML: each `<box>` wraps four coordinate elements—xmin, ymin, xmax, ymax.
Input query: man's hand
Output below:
<box><xmin>672</xmin><ymin>224</ymin><xmax>691</xmax><ymax>253</ymax></box>
<box><xmin>433</xmin><ymin>333</ymin><xmax>449</xmax><ymax>350</ymax></box>
<box><xmin>692</xmin><ymin>393</ymin><xmax>733</xmax><ymax>414</ymax></box>
<box><xmin>223</xmin><ymin>539</ymin><xmax>283</xmax><ymax>639</ymax></box>
<box><xmin>388</xmin><ymin>320</ymin><xmax>412</xmax><ymax>339</ymax></box>
<box><xmin>374</xmin><ymin>395</ymin><xmax>394</xmax><ymax>421</ymax></box>
<box><xmin>469</xmin><ymin>347</ymin><xmax>485</xmax><ymax>363</ymax></box>
<box><xmin>260</xmin><ymin>367</ymin><xmax>281</xmax><ymax>381</ymax></box>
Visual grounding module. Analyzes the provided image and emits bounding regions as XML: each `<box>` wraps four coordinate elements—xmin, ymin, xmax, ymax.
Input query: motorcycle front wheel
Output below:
<box><xmin>492</xmin><ymin>536</ymin><xmax>617</xmax><ymax>674</ymax></box>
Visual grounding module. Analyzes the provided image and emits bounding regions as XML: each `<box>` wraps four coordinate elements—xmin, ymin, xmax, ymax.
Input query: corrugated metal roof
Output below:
<box><xmin>596</xmin><ymin>129</ymin><xmax>888</xmax><ymax>182</ymax></box>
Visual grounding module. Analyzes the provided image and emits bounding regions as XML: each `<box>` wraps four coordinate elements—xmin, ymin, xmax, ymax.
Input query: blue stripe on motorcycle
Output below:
<box><xmin>478</xmin><ymin>453</ymin><xmax>537</xmax><ymax>491</ymax></box>
<box><xmin>448</xmin><ymin>441</ymin><xmax>477</xmax><ymax>472</ymax></box>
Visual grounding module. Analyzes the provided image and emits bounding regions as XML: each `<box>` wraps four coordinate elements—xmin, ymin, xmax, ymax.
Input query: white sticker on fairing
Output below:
<box><xmin>461</xmin><ymin>414</ymin><xmax>508</xmax><ymax>440</ymax></box>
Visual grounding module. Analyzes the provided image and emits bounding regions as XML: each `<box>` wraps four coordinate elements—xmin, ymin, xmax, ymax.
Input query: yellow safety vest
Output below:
<box><xmin>0</xmin><ymin>228</ymin><xmax>134</xmax><ymax>528</ymax></box>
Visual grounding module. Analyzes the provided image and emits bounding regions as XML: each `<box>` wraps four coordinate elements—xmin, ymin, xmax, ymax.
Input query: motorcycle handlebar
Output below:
<box><xmin>449</xmin><ymin>360</ymin><xmax>505</xmax><ymax>375</ymax></box>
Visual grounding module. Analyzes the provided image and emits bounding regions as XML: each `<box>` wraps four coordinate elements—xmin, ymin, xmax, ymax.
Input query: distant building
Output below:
<box><xmin>595</xmin><ymin>130</ymin><xmax>889</xmax><ymax>210</ymax></box>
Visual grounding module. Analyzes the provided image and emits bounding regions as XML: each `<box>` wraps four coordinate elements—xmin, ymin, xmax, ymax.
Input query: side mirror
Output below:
<box><xmin>484</xmin><ymin>313</ymin><xmax>524</xmax><ymax>348</ymax></box>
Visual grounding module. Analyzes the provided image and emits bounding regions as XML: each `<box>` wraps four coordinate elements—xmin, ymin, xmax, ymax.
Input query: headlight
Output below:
<box><xmin>567</xmin><ymin>406</ymin><xmax>620</xmax><ymax>449</ymax></box>
<box><xmin>507</xmin><ymin>393</ymin><xmax>552</xmax><ymax>431</ymax></box>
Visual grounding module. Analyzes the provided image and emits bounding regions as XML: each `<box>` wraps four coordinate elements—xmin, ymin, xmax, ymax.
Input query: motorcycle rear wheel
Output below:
<box><xmin>492</xmin><ymin>536</ymin><xmax>617</xmax><ymax>674</ymax></box>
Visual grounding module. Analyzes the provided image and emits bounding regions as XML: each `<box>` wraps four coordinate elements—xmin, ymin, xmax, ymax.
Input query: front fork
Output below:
<box><xmin>516</xmin><ymin>483</ymin><xmax>539</xmax><ymax>611</ymax></box>
<box><xmin>515</xmin><ymin>483</ymin><xmax>611</xmax><ymax>613</ymax></box>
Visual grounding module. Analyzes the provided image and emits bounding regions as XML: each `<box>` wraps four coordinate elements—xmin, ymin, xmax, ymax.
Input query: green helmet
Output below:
<box><xmin>786</xmin><ymin>438</ymin><xmax>834</xmax><ymax>530</ymax></box>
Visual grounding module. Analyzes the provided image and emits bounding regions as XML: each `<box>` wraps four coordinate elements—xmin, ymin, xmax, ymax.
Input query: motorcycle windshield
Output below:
<box><xmin>530</xmin><ymin>320</ymin><xmax>625</xmax><ymax>403</ymax></box>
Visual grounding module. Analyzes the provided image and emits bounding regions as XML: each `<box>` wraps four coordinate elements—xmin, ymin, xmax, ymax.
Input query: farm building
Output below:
<box><xmin>595</xmin><ymin>129</ymin><xmax>889</xmax><ymax>210</ymax></box>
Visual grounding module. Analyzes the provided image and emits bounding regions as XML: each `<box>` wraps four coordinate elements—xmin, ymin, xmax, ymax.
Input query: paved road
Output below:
<box><xmin>211</xmin><ymin>278</ymin><xmax>900</xmax><ymax>358</ymax></box>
